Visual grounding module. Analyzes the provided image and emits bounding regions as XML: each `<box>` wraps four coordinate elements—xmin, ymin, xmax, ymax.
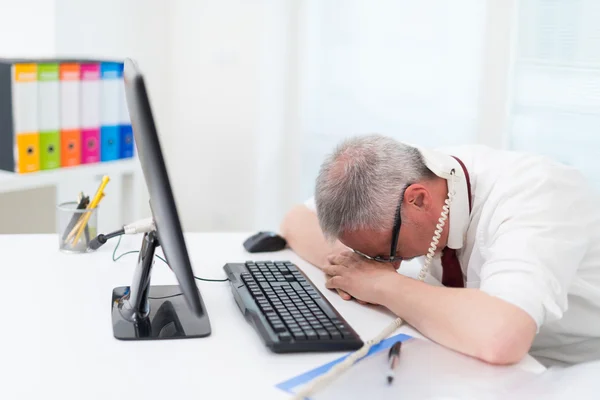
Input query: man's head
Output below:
<box><xmin>315</xmin><ymin>134</ymin><xmax>450</xmax><ymax>265</ymax></box>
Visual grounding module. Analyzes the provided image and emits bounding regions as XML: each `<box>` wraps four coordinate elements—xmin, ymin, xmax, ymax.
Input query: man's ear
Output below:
<box><xmin>404</xmin><ymin>184</ymin><xmax>430</xmax><ymax>211</ymax></box>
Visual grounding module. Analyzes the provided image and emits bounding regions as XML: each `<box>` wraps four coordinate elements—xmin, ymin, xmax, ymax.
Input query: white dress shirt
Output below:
<box><xmin>305</xmin><ymin>145</ymin><xmax>600</xmax><ymax>367</ymax></box>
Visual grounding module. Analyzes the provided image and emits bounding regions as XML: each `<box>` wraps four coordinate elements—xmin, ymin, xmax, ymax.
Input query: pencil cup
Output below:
<box><xmin>57</xmin><ymin>201</ymin><xmax>99</xmax><ymax>253</ymax></box>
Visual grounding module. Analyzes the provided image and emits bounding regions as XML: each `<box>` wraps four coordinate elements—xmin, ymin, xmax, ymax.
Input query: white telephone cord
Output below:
<box><xmin>293</xmin><ymin>172</ymin><xmax>456</xmax><ymax>399</ymax></box>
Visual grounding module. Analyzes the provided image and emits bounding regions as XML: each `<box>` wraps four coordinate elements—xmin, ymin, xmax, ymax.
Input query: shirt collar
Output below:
<box><xmin>417</xmin><ymin>147</ymin><xmax>471</xmax><ymax>249</ymax></box>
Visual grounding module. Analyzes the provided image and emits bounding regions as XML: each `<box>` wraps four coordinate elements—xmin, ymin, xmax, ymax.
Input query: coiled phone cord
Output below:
<box><xmin>293</xmin><ymin>172</ymin><xmax>456</xmax><ymax>399</ymax></box>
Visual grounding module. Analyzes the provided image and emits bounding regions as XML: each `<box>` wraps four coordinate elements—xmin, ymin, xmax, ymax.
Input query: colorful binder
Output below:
<box><xmin>100</xmin><ymin>62</ymin><xmax>121</xmax><ymax>161</ymax></box>
<box><xmin>118</xmin><ymin>62</ymin><xmax>134</xmax><ymax>158</ymax></box>
<box><xmin>80</xmin><ymin>63</ymin><xmax>101</xmax><ymax>164</ymax></box>
<box><xmin>38</xmin><ymin>62</ymin><xmax>61</xmax><ymax>170</ymax></box>
<box><xmin>1</xmin><ymin>58</ymin><xmax>131</xmax><ymax>174</ymax></box>
<box><xmin>59</xmin><ymin>63</ymin><xmax>81</xmax><ymax>167</ymax></box>
<box><xmin>0</xmin><ymin>60</ymin><xmax>40</xmax><ymax>173</ymax></box>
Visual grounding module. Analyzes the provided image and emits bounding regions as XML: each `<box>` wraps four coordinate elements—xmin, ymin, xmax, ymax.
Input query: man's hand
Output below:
<box><xmin>322</xmin><ymin>251</ymin><xmax>398</xmax><ymax>305</ymax></box>
<box><xmin>325</xmin><ymin>276</ymin><xmax>352</xmax><ymax>301</ymax></box>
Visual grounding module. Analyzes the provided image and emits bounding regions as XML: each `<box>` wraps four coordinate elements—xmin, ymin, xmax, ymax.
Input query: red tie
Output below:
<box><xmin>440</xmin><ymin>157</ymin><xmax>472</xmax><ymax>289</ymax></box>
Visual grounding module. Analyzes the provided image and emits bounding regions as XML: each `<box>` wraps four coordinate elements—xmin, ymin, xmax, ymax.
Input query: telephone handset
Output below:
<box><xmin>294</xmin><ymin>148</ymin><xmax>462</xmax><ymax>399</ymax></box>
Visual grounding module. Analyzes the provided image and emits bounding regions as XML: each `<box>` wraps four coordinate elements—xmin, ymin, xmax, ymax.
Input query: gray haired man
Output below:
<box><xmin>280</xmin><ymin>134</ymin><xmax>600</xmax><ymax>367</ymax></box>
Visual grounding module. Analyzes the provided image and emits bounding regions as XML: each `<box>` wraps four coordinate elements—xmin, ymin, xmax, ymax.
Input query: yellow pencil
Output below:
<box><xmin>70</xmin><ymin>176</ymin><xmax>110</xmax><ymax>245</ymax></box>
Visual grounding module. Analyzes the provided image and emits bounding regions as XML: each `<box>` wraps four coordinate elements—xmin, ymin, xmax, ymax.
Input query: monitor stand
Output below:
<box><xmin>111</xmin><ymin>231</ymin><xmax>211</xmax><ymax>340</ymax></box>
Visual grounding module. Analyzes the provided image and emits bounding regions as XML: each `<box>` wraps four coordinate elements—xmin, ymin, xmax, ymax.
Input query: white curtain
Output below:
<box><xmin>297</xmin><ymin>0</ymin><xmax>488</xmax><ymax>200</ymax></box>
<box><xmin>509</xmin><ymin>0</ymin><xmax>600</xmax><ymax>191</ymax></box>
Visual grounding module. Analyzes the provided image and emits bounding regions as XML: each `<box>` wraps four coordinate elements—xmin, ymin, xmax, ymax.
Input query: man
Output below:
<box><xmin>280</xmin><ymin>134</ymin><xmax>600</xmax><ymax>367</ymax></box>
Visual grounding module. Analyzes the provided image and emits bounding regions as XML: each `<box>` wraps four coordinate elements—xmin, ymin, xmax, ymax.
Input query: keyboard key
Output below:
<box><xmin>330</xmin><ymin>331</ymin><xmax>343</xmax><ymax>340</ymax></box>
<box><xmin>278</xmin><ymin>332</ymin><xmax>292</xmax><ymax>342</ymax></box>
<box><xmin>304</xmin><ymin>330</ymin><xmax>318</xmax><ymax>340</ymax></box>
<box><xmin>316</xmin><ymin>329</ymin><xmax>330</xmax><ymax>339</ymax></box>
<box><xmin>284</xmin><ymin>275</ymin><xmax>296</xmax><ymax>282</ymax></box>
<box><xmin>292</xmin><ymin>331</ymin><xmax>306</xmax><ymax>340</ymax></box>
<box><xmin>272</xmin><ymin>324</ymin><xmax>287</xmax><ymax>333</ymax></box>
<box><xmin>339</xmin><ymin>329</ymin><xmax>352</xmax><ymax>338</ymax></box>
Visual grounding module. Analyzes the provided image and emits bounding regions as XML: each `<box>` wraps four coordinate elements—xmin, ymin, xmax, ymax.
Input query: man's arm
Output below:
<box><xmin>280</xmin><ymin>204</ymin><xmax>353</xmax><ymax>300</ymax></box>
<box><xmin>280</xmin><ymin>204</ymin><xmax>347</xmax><ymax>268</ymax></box>
<box><xmin>323</xmin><ymin>254</ymin><xmax>537</xmax><ymax>365</ymax></box>
<box><xmin>378</xmin><ymin>275</ymin><xmax>537</xmax><ymax>365</ymax></box>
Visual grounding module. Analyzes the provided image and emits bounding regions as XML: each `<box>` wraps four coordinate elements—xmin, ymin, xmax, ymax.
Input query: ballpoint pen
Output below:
<box><xmin>386</xmin><ymin>341</ymin><xmax>402</xmax><ymax>384</ymax></box>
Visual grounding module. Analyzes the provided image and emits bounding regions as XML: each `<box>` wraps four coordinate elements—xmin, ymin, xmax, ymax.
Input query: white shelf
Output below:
<box><xmin>0</xmin><ymin>158</ymin><xmax>140</xmax><ymax>194</ymax></box>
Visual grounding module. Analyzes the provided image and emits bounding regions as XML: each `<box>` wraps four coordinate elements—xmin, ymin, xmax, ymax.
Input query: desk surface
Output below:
<box><xmin>0</xmin><ymin>233</ymin><xmax>544</xmax><ymax>399</ymax></box>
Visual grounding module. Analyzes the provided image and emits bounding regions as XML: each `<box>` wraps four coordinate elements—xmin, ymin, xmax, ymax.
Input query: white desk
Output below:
<box><xmin>0</xmin><ymin>233</ymin><xmax>544</xmax><ymax>399</ymax></box>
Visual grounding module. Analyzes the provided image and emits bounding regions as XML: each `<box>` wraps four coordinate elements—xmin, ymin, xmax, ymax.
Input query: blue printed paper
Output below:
<box><xmin>276</xmin><ymin>333</ymin><xmax>412</xmax><ymax>395</ymax></box>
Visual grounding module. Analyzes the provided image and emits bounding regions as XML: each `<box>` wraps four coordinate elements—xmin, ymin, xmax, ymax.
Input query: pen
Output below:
<box><xmin>61</xmin><ymin>193</ymin><xmax>89</xmax><ymax>241</ymax></box>
<box><xmin>69</xmin><ymin>176</ymin><xmax>110</xmax><ymax>245</ymax></box>
<box><xmin>386</xmin><ymin>341</ymin><xmax>402</xmax><ymax>384</ymax></box>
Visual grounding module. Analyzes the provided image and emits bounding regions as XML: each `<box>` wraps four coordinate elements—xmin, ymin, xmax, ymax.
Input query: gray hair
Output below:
<box><xmin>315</xmin><ymin>134</ymin><xmax>433</xmax><ymax>240</ymax></box>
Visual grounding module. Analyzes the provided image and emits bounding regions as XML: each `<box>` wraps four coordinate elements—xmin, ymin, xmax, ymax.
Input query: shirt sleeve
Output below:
<box><xmin>478</xmin><ymin>162</ymin><xmax>591</xmax><ymax>331</ymax></box>
<box><xmin>304</xmin><ymin>196</ymin><xmax>317</xmax><ymax>212</ymax></box>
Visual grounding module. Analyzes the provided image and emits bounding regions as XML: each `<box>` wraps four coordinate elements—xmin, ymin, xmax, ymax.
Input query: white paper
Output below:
<box><xmin>510</xmin><ymin>359</ymin><xmax>600</xmax><ymax>399</ymax></box>
<box><xmin>296</xmin><ymin>338</ymin><xmax>538</xmax><ymax>400</ymax></box>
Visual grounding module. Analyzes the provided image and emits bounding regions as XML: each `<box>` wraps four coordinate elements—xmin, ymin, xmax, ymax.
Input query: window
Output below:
<box><xmin>508</xmin><ymin>0</ymin><xmax>600</xmax><ymax>190</ymax></box>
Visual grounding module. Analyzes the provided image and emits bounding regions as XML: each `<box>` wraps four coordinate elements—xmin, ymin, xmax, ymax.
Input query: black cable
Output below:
<box><xmin>112</xmin><ymin>234</ymin><xmax>229</xmax><ymax>282</ymax></box>
<box><xmin>148</xmin><ymin>293</ymin><xmax>184</xmax><ymax>300</ymax></box>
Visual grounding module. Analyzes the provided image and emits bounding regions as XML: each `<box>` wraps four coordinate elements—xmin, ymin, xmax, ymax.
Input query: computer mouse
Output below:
<box><xmin>243</xmin><ymin>231</ymin><xmax>287</xmax><ymax>253</ymax></box>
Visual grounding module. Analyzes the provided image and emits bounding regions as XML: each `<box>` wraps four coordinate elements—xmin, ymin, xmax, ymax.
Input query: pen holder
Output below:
<box><xmin>57</xmin><ymin>201</ymin><xmax>99</xmax><ymax>253</ymax></box>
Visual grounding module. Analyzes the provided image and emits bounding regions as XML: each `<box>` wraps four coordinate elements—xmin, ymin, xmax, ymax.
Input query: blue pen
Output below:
<box><xmin>387</xmin><ymin>341</ymin><xmax>402</xmax><ymax>384</ymax></box>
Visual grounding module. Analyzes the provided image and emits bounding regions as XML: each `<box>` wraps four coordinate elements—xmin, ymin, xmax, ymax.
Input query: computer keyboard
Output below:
<box><xmin>223</xmin><ymin>260</ymin><xmax>364</xmax><ymax>353</ymax></box>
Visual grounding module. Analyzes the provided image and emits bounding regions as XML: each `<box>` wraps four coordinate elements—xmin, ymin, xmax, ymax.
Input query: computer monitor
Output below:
<box><xmin>110</xmin><ymin>58</ymin><xmax>211</xmax><ymax>340</ymax></box>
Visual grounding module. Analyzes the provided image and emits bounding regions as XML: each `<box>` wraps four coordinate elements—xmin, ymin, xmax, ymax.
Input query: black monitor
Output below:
<box><xmin>110</xmin><ymin>58</ymin><xmax>211</xmax><ymax>340</ymax></box>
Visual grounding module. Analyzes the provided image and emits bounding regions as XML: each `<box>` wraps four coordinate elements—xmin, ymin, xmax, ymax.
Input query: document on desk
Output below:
<box><xmin>283</xmin><ymin>337</ymin><xmax>538</xmax><ymax>400</ymax></box>
<box><xmin>509</xmin><ymin>359</ymin><xmax>600</xmax><ymax>399</ymax></box>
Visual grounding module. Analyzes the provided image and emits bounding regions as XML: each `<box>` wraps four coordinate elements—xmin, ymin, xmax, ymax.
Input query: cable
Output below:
<box><xmin>148</xmin><ymin>293</ymin><xmax>184</xmax><ymax>300</ymax></box>
<box><xmin>293</xmin><ymin>172</ymin><xmax>456</xmax><ymax>400</ymax></box>
<box><xmin>111</xmin><ymin>234</ymin><xmax>229</xmax><ymax>282</ymax></box>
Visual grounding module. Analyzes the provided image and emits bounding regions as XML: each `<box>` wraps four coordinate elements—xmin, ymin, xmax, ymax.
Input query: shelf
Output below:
<box><xmin>0</xmin><ymin>158</ymin><xmax>140</xmax><ymax>194</ymax></box>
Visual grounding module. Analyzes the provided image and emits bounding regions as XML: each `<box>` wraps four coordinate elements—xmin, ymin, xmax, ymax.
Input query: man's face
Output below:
<box><xmin>337</xmin><ymin>181</ymin><xmax>450</xmax><ymax>266</ymax></box>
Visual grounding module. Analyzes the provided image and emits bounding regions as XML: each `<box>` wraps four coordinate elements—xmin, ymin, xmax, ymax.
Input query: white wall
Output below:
<box><xmin>0</xmin><ymin>0</ymin><xmax>56</xmax><ymax>57</ymax></box>
<box><xmin>167</xmin><ymin>0</ymin><xmax>296</xmax><ymax>232</ymax></box>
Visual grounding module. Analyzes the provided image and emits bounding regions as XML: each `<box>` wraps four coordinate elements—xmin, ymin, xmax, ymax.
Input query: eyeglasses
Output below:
<box><xmin>352</xmin><ymin>184</ymin><xmax>410</xmax><ymax>263</ymax></box>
